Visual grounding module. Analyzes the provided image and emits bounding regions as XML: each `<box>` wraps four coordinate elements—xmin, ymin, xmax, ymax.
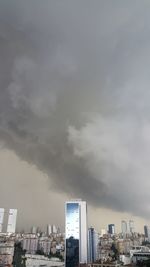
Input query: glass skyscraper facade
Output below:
<box><xmin>88</xmin><ymin>227</ymin><xmax>98</xmax><ymax>263</ymax></box>
<box><xmin>65</xmin><ymin>200</ymin><xmax>87</xmax><ymax>267</ymax></box>
<box><xmin>108</xmin><ymin>224</ymin><xmax>115</xmax><ymax>235</ymax></box>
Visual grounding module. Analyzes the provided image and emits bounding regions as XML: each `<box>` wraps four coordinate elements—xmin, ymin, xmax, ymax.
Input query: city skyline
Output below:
<box><xmin>1</xmin><ymin>0</ymin><xmax>150</xmax><ymax>233</ymax></box>
<box><xmin>0</xmin><ymin>202</ymin><xmax>148</xmax><ymax>236</ymax></box>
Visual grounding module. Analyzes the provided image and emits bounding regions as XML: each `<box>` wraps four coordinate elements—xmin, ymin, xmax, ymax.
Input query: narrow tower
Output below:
<box><xmin>0</xmin><ymin>208</ymin><xmax>4</xmax><ymax>233</ymax></box>
<box><xmin>65</xmin><ymin>200</ymin><xmax>87</xmax><ymax>267</ymax></box>
<box><xmin>7</xmin><ymin>209</ymin><xmax>17</xmax><ymax>233</ymax></box>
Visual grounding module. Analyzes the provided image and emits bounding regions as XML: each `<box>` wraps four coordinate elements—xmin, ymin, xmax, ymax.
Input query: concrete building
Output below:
<box><xmin>30</xmin><ymin>238</ymin><xmax>38</xmax><ymax>254</ymax></box>
<box><xmin>88</xmin><ymin>227</ymin><xmax>99</xmax><ymax>263</ymax></box>
<box><xmin>22</xmin><ymin>238</ymin><xmax>30</xmax><ymax>252</ymax></box>
<box><xmin>7</xmin><ymin>209</ymin><xmax>17</xmax><ymax>234</ymax></box>
<box><xmin>65</xmin><ymin>199</ymin><xmax>87</xmax><ymax>267</ymax></box>
<box><xmin>38</xmin><ymin>238</ymin><xmax>51</xmax><ymax>255</ymax></box>
<box><xmin>22</xmin><ymin>236</ymin><xmax>38</xmax><ymax>254</ymax></box>
<box><xmin>0</xmin><ymin>241</ymin><xmax>14</xmax><ymax>266</ymax></box>
<box><xmin>108</xmin><ymin>224</ymin><xmax>115</xmax><ymax>235</ymax></box>
<box><xmin>0</xmin><ymin>209</ymin><xmax>4</xmax><ymax>233</ymax></box>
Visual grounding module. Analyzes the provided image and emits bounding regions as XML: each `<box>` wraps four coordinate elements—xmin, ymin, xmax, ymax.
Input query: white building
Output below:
<box><xmin>47</xmin><ymin>224</ymin><xmax>52</xmax><ymax>236</ymax></box>
<box><xmin>65</xmin><ymin>199</ymin><xmax>87</xmax><ymax>267</ymax></box>
<box><xmin>121</xmin><ymin>220</ymin><xmax>127</xmax><ymax>238</ymax></box>
<box><xmin>22</xmin><ymin>237</ymin><xmax>38</xmax><ymax>254</ymax></box>
<box><xmin>26</xmin><ymin>254</ymin><xmax>64</xmax><ymax>267</ymax></box>
<box><xmin>0</xmin><ymin>208</ymin><xmax>4</xmax><ymax>233</ymax></box>
<box><xmin>52</xmin><ymin>225</ymin><xmax>57</xmax><ymax>234</ymax></box>
<box><xmin>22</xmin><ymin>238</ymin><xmax>31</xmax><ymax>252</ymax></box>
<box><xmin>129</xmin><ymin>220</ymin><xmax>134</xmax><ymax>234</ymax></box>
<box><xmin>7</xmin><ymin>209</ymin><xmax>17</xmax><ymax>233</ymax></box>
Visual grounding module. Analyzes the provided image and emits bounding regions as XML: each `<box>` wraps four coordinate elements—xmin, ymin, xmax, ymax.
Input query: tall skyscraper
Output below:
<box><xmin>7</xmin><ymin>209</ymin><xmax>17</xmax><ymax>233</ymax></box>
<box><xmin>108</xmin><ymin>224</ymin><xmax>115</xmax><ymax>235</ymax></box>
<box><xmin>47</xmin><ymin>224</ymin><xmax>52</xmax><ymax>236</ymax></box>
<box><xmin>88</xmin><ymin>227</ymin><xmax>98</xmax><ymax>263</ymax></box>
<box><xmin>0</xmin><ymin>208</ymin><xmax>4</xmax><ymax>233</ymax></box>
<box><xmin>65</xmin><ymin>200</ymin><xmax>87</xmax><ymax>267</ymax></box>
<box><xmin>144</xmin><ymin>225</ymin><xmax>150</xmax><ymax>240</ymax></box>
<box><xmin>129</xmin><ymin>220</ymin><xmax>134</xmax><ymax>234</ymax></box>
<box><xmin>144</xmin><ymin>225</ymin><xmax>149</xmax><ymax>238</ymax></box>
<box><xmin>121</xmin><ymin>220</ymin><xmax>127</xmax><ymax>238</ymax></box>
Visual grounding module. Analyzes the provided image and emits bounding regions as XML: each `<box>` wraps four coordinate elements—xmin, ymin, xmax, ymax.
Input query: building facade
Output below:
<box><xmin>88</xmin><ymin>227</ymin><xmax>98</xmax><ymax>263</ymax></box>
<box><xmin>65</xmin><ymin>200</ymin><xmax>87</xmax><ymax>267</ymax></box>
<box><xmin>22</xmin><ymin>236</ymin><xmax>38</xmax><ymax>254</ymax></box>
<box><xmin>0</xmin><ymin>209</ymin><xmax>4</xmax><ymax>233</ymax></box>
<box><xmin>144</xmin><ymin>225</ymin><xmax>150</xmax><ymax>240</ymax></box>
<box><xmin>121</xmin><ymin>221</ymin><xmax>127</xmax><ymax>238</ymax></box>
<box><xmin>7</xmin><ymin>209</ymin><xmax>17</xmax><ymax>234</ymax></box>
<box><xmin>47</xmin><ymin>224</ymin><xmax>52</xmax><ymax>236</ymax></box>
<box><xmin>129</xmin><ymin>220</ymin><xmax>134</xmax><ymax>234</ymax></box>
<box><xmin>108</xmin><ymin>224</ymin><xmax>115</xmax><ymax>235</ymax></box>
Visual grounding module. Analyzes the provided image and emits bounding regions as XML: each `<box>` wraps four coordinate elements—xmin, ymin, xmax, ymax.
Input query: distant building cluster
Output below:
<box><xmin>121</xmin><ymin>220</ymin><xmax>135</xmax><ymax>238</ymax></box>
<box><xmin>64</xmin><ymin>200</ymin><xmax>150</xmax><ymax>267</ymax></box>
<box><xmin>20</xmin><ymin>231</ymin><xmax>64</xmax><ymax>257</ymax></box>
<box><xmin>0</xmin><ymin>222</ymin><xmax>64</xmax><ymax>266</ymax></box>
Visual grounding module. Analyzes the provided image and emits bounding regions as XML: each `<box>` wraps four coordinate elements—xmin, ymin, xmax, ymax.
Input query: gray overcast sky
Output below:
<box><xmin>0</xmin><ymin>0</ymin><xmax>150</xmax><ymax>232</ymax></box>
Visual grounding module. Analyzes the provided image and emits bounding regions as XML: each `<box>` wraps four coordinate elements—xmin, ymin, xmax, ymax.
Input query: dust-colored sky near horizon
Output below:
<box><xmin>0</xmin><ymin>0</ymin><xmax>150</xmax><ymax>232</ymax></box>
<box><xmin>0</xmin><ymin>149</ymin><xmax>148</xmax><ymax>233</ymax></box>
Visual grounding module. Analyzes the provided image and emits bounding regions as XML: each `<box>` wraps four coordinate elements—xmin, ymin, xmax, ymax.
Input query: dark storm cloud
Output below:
<box><xmin>0</xmin><ymin>0</ymin><xmax>150</xmax><ymax>219</ymax></box>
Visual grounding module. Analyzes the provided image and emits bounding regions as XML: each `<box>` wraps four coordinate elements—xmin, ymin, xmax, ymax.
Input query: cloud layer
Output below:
<box><xmin>0</xmin><ymin>0</ymin><xmax>150</xmax><ymax>220</ymax></box>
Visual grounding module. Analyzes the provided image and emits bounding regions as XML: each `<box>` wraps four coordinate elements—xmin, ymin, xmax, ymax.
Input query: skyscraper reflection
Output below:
<box><xmin>65</xmin><ymin>200</ymin><xmax>87</xmax><ymax>267</ymax></box>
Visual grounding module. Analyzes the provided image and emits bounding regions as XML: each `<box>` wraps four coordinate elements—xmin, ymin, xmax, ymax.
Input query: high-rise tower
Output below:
<box><xmin>121</xmin><ymin>220</ymin><xmax>127</xmax><ymax>238</ymax></box>
<box><xmin>129</xmin><ymin>220</ymin><xmax>134</xmax><ymax>234</ymax></box>
<box><xmin>65</xmin><ymin>200</ymin><xmax>87</xmax><ymax>267</ymax></box>
<box><xmin>0</xmin><ymin>208</ymin><xmax>4</xmax><ymax>233</ymax></box>
<box><xmin>108</xmin><ymin>224</ymin><xmax>115</xmax><ymax>235</ymax></box>
<box><xmin>88</xmin><ymin>227</ymin><xmax>98</xmax><ymax>263</ymax></box>
<box><xmin>144</xmin><ymin>225</ymin><xmax>150</xmax><ymax>240</ymax></box>
<box><xmin>144</xmin><ymin>225</ymin><xmax>149</xmax><ymax>238</ymax></box>
<box><xmin>7</xmin><ymin>209</ymin><xmax>17</xmax><ymax>233</ymax></box>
